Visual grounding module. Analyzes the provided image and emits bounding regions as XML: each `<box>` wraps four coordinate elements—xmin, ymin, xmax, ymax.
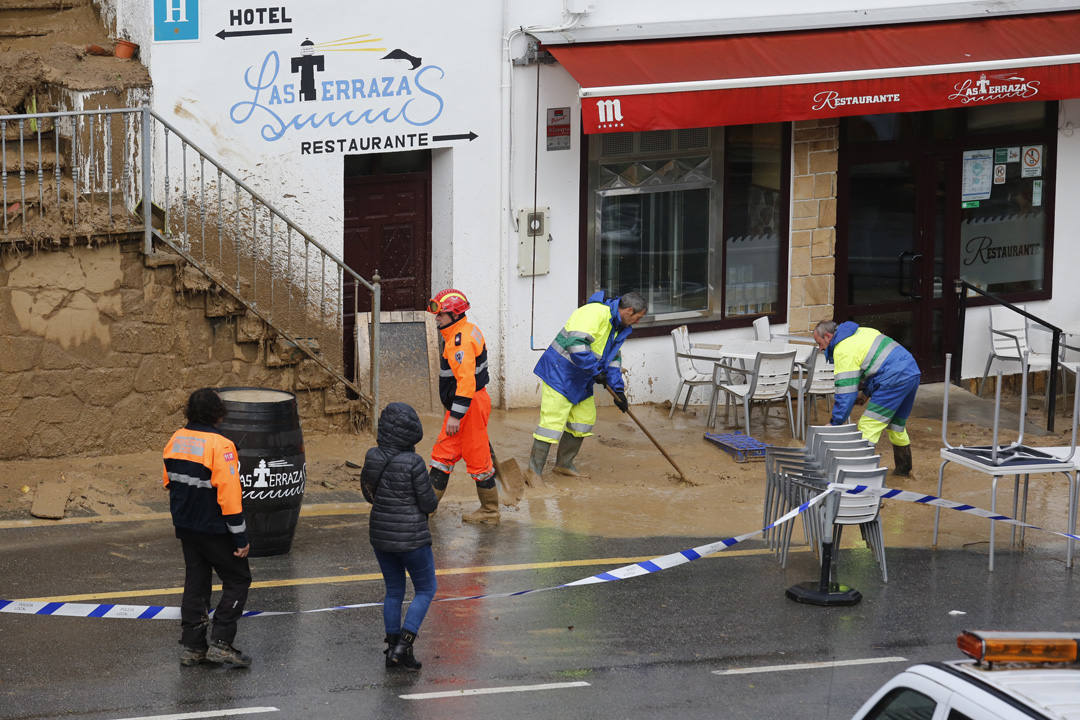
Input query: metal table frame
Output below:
<box><xmin>933</xmin><ymin>354</ymin><xmax>1079</xmax><ymax>571</ymax></box>
<box><xmin>933</xmin><ymin>447</ymin><xmax>1078</xmax><ymax>570</ymax></box>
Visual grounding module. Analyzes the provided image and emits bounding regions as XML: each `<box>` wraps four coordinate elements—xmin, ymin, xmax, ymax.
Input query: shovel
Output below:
<box><xmin>489</xmin><ymin>444</ymin><xmax>527</xmax><ymax>505</ymax></box>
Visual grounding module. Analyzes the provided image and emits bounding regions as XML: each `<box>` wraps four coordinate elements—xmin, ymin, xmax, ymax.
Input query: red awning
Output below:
<box><xmin>546</xmin><ymin>12</ymin><xmax>1080</xmax><ymax>133</ymax></box>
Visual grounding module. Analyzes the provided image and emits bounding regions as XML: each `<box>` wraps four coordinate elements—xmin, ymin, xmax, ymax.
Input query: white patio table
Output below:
<box><xmin>696</xmin><ymin>341</ymin><xmax>814</xmax><ymax>428</ymax></box>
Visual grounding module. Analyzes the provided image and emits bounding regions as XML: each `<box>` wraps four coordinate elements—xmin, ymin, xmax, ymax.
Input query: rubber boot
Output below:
<box><xmin>387</xmin><ymin>629</ymin><xmax>421</xmax><ymax>671</ymax></box>
<box><xmin>428</xmin><ymin>467</ymin><xmax>449</xmax><ymax>515</ymax></box>
<box><xmin>526</xmin><ymin>438</ymin><xmax>551</xmax><ymax>486</ymax></box>
<box><xmin>553</xmin><ymin>433</ymin><xmax>589</xmax><ymax>478</ymax></box>
<box><xmin>462</xmin><ymin>480</ymin><xmax>500</xmax><ymax>525</ymax></box>
<box><xmin>383</xmin><ymin>633</ymin><xmax>400</xmax><ymax>668</ymax></box>
<box><xmin>892</xmin><ymin>444</ymin><xmax>913</xmax><ymax>477</ymax></box>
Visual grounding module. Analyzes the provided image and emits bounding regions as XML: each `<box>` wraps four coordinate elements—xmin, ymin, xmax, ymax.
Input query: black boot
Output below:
<box><xmin>387</xmin><ymin>629</ymin><xmax>421</xmax><ymax>671</ymax></box>
<box><xmin>383</xmin><ymin>633</ymin><xmax>400</xmax><ymax>668</ymax></box>
<box><xmin>893</xmin><ymin>444</ymin><xmax>913</xmax><ymax>476</ymax></box>
<box><xmin>428</xmin><ymin>467</ymin><xmax>449</xmax><ymax>515</ymax></box>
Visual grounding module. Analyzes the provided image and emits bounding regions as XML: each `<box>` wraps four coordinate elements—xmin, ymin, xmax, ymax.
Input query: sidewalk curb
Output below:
<box><xmin>0</xmin><ymin>502</ymin><xmax>372</xmax><ymax>530</ymax></box>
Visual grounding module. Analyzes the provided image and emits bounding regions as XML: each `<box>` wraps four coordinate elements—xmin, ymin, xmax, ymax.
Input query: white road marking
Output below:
<box><xmin>111</xmin><ymin>707</ymin><xmax>279</xmax><ymax>720</ymax></box>
<box><xmin>713</xmin><ymin>656</ymin><xmax>908</xmax><ymax>675</ymax></box>
<box><xmin>400</xmin><ymin>680</ymin><xmax>591</xmax><ymax>700</ymax></box>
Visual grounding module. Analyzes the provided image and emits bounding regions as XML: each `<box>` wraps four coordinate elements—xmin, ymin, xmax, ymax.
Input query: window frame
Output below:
<box><xmin>579</xmin><ymin>123</ymin><xmax>792</xmax><ymax>339</ymax></box>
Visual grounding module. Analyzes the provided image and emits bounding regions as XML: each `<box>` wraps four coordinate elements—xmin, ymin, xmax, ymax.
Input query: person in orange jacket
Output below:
<box><xmin>426</xmin><ymin>288</ymin><xmax>500</xmax><ymax>525</ymax></box>
<box><xmin>162</xmin><ymin>388</ymin><xmax>252</xmax><ymax>668</ymax></box>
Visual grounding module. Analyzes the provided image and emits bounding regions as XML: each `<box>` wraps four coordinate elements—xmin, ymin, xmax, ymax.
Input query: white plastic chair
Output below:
<box><xmin>776</xmin><ymin>452</ymin><xmax>879</xmax><ymax>567</ymax></box>
<box><xmin>668</xmin><ymin>325</ymin><xmax>717</xmax><ymax>418</ymax></box>
<box><xmin>1056</xmin><ymin>335</ymin><xmax>1079</xmax><ymax>409</ymax></box>
<box><xmin>1062</xmin><ymin>359</ymin><xmax>1079</xmax><ymax>411</ymax></box>
<box><xmin>753</xmin><ymin>316</ymin><xmax>771</xmax><ymax>341</ymax></box>
<box><xmin>763</xmin><ymin>423</ymin><xmax>859</xmax><ymax>543</ymax></box>
<box><xmin>753</xmin><ymin>316</ymin><xmax>817</xmax><ymax>345</ymax></box>
<box><xmin>712</xmin><ymin>350</ymin><xmax>797</xmax><ymax>437</ymax></box>
<box><xmin>980</xmin><ymin>304</ymin><xmax>1053</xmax><ymax>397</ymax></box>
<box><xmin>829</xmin><ymin>466</ymin><xmax>889</xmax><ymax>583</ymax></box>
<box><xmin>789</xmin><ymin>346</ymin><xmax>835</xmax><ymax>438</ymax></box>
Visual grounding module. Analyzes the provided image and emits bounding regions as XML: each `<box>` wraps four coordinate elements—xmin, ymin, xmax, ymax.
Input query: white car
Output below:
<box><xmin>851</xmin><ymin>631</ymin><xmax>1080</xmax><ymax>720</ymax></box>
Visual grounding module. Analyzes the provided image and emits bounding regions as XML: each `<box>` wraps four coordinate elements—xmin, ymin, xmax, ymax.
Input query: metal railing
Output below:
<box><xmin>953</xmin><ymin>279</ymin><xmax>1061</xmax><ymax>431</ymax></box>
<box><xmin>1</xmin><ymin>106</ymin><xmax>379</xmax><ymax>423</ymax></box>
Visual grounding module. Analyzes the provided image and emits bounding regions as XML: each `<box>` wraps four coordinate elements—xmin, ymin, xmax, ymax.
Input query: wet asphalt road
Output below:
<box><xmin>1</xmin><ymin>507</ymin><xmax>1079</xmax><ymax>720</ymax></box>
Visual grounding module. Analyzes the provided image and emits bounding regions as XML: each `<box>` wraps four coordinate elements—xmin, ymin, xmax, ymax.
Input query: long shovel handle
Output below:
<box><xmin>605</xmin><ymin>385</ymin><xmax>688</xmax><ymax>481</ymax></box>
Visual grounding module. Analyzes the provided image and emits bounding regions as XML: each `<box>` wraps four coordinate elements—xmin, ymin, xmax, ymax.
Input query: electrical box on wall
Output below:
<box><xmin>517</xmin><ymin>207</ymin><xmax>550</xmax><ymax>277</ymax></box>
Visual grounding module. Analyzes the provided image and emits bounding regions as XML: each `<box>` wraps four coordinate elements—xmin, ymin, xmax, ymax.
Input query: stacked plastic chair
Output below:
<box><xmin>764</xmin><ymin>424</ymin><xmax>891</xmax><ymax>582</ymax></box>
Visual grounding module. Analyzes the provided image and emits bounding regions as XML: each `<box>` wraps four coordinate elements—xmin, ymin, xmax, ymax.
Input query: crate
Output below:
<box><xmin>704</xmin><ymin>431</ymin><xmax>769</xmax><ymax>462</ymax></box>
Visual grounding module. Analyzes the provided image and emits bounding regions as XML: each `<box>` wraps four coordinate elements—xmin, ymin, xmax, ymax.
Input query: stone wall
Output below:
<box><xmin>788</xmin><ymin>119</ymin><xmax>838</xmax><ymax>334</ymax></box>
<box><xmin>0</xmin><ymin>237</ymin><xmax>352</xmax><ymax>460</ymax></box>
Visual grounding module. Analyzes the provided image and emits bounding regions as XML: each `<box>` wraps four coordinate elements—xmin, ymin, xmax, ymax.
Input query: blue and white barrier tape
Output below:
<box><xmin>0</xmin><ymin>486</ymin><xmax>835</xmax><ymax>620</ymax></box>
<box><xmin>831</xmin><ymin>483</ymin><xmax>1080</xmax><ymax>543</ymax></box>
<box><xmin>7</xmin><ymin>483</ymin><xmax>1073</xmax><ymax>621</ymax></box>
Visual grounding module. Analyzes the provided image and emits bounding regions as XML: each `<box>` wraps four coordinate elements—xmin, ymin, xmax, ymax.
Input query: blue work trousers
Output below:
<box><xmin>373</xmin><ymin>545</ymin><xmax>437</xmax><ymax>635</ymax></box>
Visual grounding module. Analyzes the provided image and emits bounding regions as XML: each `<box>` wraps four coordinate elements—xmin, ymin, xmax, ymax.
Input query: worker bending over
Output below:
<box><xmin>813</xmin><ymin>320</ymin><xmax>920</xmax><ymax>476</ymax></box>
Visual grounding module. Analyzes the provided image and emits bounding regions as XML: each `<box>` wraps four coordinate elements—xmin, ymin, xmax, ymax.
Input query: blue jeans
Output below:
<box><xmin>373</xmin><ymin>545</ymin><xmax>437</xmax><ymax>635</ymax></box>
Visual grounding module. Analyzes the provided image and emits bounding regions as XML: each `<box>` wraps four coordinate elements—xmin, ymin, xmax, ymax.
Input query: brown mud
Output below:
<box><xmin>1</xmin><ymin>0</ymin><xmax>151</xmax><ymax>115</ymax></box>
<box><xmin>2</xmin><ymin>400</ymin><xmax>1077</xmax><ymax>559</ymax></box>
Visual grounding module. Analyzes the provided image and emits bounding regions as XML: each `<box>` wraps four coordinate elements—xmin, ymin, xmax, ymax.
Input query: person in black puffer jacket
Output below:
<box><xmin>361</xmin><ymin>402</ymin><xmax>439</xmax><ymax>671</ymax></box>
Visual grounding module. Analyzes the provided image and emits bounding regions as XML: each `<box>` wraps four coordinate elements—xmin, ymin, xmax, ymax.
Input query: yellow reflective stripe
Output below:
<box><xmin>862</xmin><ymin>335</ymin><xmax>898</xmax><ymax>376</ymax></box>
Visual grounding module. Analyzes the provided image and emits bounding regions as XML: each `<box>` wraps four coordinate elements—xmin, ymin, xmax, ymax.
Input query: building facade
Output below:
<box><xmin>114</xmin><ymin>0</ymin><xmax>1080</xmax><ymax>411</ymax></box>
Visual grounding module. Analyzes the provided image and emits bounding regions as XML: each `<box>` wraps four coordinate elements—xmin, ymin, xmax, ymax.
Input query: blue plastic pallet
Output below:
<box><xmin>703</xmin><ymin>431</ymin><xmax>769</xmax><ymax>462</ymax></box>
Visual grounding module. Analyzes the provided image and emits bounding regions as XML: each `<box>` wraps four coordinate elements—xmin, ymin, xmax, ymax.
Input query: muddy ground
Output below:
<box><xmin>3</xmin><ymin>396</ymin><xmax>1077</xmax><ymax>558</ymax></box>
<box><xmin>0</xmin><ymin>0</ymin><xmax>151</xmax><ymax>115</ymax></box>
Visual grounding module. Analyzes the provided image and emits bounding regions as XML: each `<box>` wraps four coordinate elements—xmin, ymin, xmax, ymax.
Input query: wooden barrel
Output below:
<box><xmin>217</xmin><ymin>387</ymin><xmax>306</xmax><ymax>557</ymax></box>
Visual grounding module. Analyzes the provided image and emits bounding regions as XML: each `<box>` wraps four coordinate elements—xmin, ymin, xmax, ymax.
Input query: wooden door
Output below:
<box><xmin>342</xmin><ymin>152</ymin><xmax>431</xmax><ymax>386</ymax></box>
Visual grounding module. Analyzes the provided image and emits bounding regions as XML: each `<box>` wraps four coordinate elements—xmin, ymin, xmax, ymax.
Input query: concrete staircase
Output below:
<box><xmin>145</xmin><ymin>246</ymin><xmax>362</xmax><ymax>426</ymax></box>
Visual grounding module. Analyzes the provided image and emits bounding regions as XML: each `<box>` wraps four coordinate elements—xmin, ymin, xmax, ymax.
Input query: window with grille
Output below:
<box><xmin>587</xmin><ymin>124</ymin><xmax>790</xmax><ymax>327</ymax></box>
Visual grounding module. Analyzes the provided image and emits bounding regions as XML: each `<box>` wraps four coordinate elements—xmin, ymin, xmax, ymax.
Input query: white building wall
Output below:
<box><xmin>111</xmin><ymin>0</ymin><xmax>1080</xmax><ymax>411</ymax></box>
<box><xmin>115</xmin><ymin>0</ymin><xmax>508</xmax><ymax>399</ymax></box>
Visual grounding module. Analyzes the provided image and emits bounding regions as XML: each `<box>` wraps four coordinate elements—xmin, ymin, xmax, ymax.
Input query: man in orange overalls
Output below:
<box><xmin>427</xmin><ymin>289</ymin><xmax>499</xmax><ymax>525</ymax></box>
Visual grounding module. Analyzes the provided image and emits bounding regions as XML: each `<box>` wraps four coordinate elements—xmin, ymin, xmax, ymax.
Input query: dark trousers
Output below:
<box><xmin>179</xmin><ymin>533</ymin><xmax>251</xmax><ymax>649</ymax></box>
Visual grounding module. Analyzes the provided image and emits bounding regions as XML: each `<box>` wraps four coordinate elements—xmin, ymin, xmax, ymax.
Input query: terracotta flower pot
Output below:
<box><xmin>114</xmin><ymin>39</ymin><xmax>138</xmax><ymax>59</ymax></box>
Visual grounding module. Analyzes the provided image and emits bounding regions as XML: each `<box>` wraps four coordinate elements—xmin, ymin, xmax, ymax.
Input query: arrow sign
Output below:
<box><xmin>432</xmin><ymin>132</ymin><xmax>478</xmax><ymax>142</ymax></box>
<box><xmin>216</xmin><ymin>27</ymin><xmax>293</xmax><ymax>40</ymax></box>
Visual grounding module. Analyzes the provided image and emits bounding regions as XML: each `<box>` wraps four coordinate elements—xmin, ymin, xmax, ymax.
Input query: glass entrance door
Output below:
<box><xmin>837</xmin><ymin>152</ymin><xmax>948</xmax><ymax>379</ymax></box>
<box><xmin>837</xmin><ymin>105</ymin><xmax>1056</xmax><ymax>382</ymax></box>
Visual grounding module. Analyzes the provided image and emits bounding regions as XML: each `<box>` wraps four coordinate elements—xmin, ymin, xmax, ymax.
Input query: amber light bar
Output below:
<box><xmin>958</xmin><ymin>631</ymin><xmax>1080</xmax><ymax>664</ymax></box>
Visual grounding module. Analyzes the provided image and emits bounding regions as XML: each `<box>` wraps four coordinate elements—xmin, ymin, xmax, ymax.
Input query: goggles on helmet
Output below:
<box><xmin>427</xmin><ymin>289</ymin><xmax>470</xmax><ymax>316</ymax></box>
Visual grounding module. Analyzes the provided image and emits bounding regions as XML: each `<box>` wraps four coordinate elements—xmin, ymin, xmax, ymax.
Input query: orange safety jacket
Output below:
<box><xmin>438</xmin><ymin>315</ymin><xmax>489</xmax><ymax>419</ymax></box>
<box><xmin>162</xmin><ymin>423</ymin><xmax>248</xmax><ymax>548</ymax></box>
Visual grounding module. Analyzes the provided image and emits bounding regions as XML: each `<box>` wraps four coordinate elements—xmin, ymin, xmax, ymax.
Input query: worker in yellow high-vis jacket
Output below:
<box><xmin>813</xmin><ymin>320</ymin><xmax>921</xmax><ymax>476</ymax></box>
<box><xmin>529</xmin><ymin>291</ymin><xmax>648</xmax><ymax>480</ymax></box>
